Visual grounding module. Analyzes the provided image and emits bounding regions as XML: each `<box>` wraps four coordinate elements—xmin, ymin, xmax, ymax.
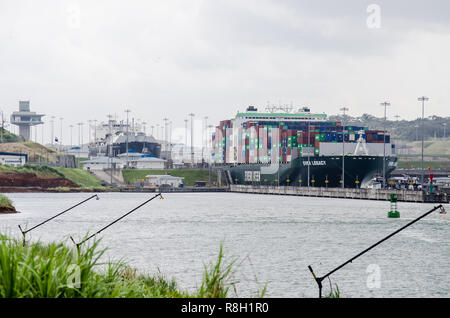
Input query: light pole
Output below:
<box><xmin>125</xmin><ymin>109</ymin><xmax>131</xmax><ymax>167</ymax></box>
<box><xmin>88</xmin><ymin>120</ymin><xmax>92</xmax><ymax>145</ymax></box>
<box><xmin>70</xmin><ymin>125</ymin><xmax>73</xmax><ymax>149</ymax></box>
<box><xmin>163</xmin><ymin>118</ymin><xmax>169</xmax><ymax>159</ymax></box>
<box><xmin>77</xmin><ymin>122</ymin><xmax>82</xmax><ymax>147</ymax></box>
<box><xmin>59</xmin><ymin>117</ymin><xmax>63</xmax><ymax>151</ymax></box>
<box><xmin>169</xmin><ymin>120</ymin><xmax>172</xmax><ymax>166</ymax></box>
<box><xmin>340</xmin><ymin>107</ymin><xmax>349</xmax><ymax>188</ymax></box>
<box><xmin>418</xmin><ymin>96</ymin><xmax>429</xmax><ymax>190</ymax></box>
<box><xmin>80</xmin><ymin>122</ymin><xmax>84</xmax><ymax>148</ymax></box>
<box><xmin>380</xmin><ymin>101</ymin><xmax>390</xmax><ymax>189</ymax></box>
<box><xmin>207</xmin><ymin>124</ymin><xmax>214</xmax><ymax>185</ymax></box>
<box><xmin>207</xmin><ymin>124</ymin><xmax>214</xmax><ymax>163</ymax></box>
<box><xmin>51</xmin><ymin>116</ymin><xmax>55</xmax><ymax>147</ymax></box>
<box><xmin>41</xmin><ymin>121</ymin><xmax>44</xmax><ymax>145</ymax></box>
<box><xmin>307</xmin><ymin>120</ymin><xmax>311</xmax><ymax>187</ymax></box>
<box><xmin>203</xmin><ymin>116</ymin><xmax>208</xmax><ymax>163</ymax></box>
<box><xmin>189</xmin><ymin>113</ymin><xmax>195</xmax><ymax>166</ymax></box>
<box><xmin>184</xmin><ymin>119</ymin><xmax>188</xmax><ymax>161</ymax></box>
<box><xmin>93</xmin><ymin>119</ymin><xmax>97</xmax><ymax>144</ymax></box>
<box><xmin>107</xmin><ymin>114</ymin><xmax>113</xmax><ymax>185</ymax></box>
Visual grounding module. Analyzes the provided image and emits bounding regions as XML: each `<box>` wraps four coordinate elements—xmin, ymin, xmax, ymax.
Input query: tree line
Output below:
<box><xmin>328</xmin><ymin>114</ymin><xmax>450</xmax><ymax>142</ymax></box>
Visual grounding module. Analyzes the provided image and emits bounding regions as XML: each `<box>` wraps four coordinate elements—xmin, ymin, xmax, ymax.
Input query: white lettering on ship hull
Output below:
<box><xmin>303</xmin><ymin>160</ymin><xmax>326</xmax><ymax>166</ymax></box>
<box><xmin>244</xmin><ymin>171</ymin><xmax>261</xmax><ymax>181</ymax></box>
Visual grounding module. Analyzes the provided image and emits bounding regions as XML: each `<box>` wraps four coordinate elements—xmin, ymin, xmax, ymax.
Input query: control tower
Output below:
<box><xmin>10</xmin><ymin>101</ymin><xmax>44</xmax><ymax>140</ymax></box>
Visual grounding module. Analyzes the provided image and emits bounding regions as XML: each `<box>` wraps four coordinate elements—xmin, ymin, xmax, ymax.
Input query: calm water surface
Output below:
<box><xmin>1</xmin><ymin>192</ymin><xmax>449</xmax><ymax>298</ymax></box>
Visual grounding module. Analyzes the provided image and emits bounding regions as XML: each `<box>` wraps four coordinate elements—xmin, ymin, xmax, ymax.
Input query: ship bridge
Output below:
<box><xmin>235</xmin><ymin>105</ymin><xmax>327</xmax><ymax>124</ymax></box>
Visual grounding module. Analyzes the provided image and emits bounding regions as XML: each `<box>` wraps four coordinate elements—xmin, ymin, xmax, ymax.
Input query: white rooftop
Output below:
<box><xmin>145</xmin><ymin>175</ymin><xmax>184</xmax><ymax>180</ymax></box>
<box><xmin>82</xmin><ymin>157</ymin><xmax>122</xmax><ymax>164</ymax></box>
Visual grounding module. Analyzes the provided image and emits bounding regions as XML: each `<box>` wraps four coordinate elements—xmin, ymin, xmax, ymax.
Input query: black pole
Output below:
<box><xmin>308</xmin><ymin>204</ymin><xmax>444</xmax><ymax>298</ymax></box>
<box><xmin>71</xmin><ymin>193</ymin><xmax>163</xmax><ymax>250</ymax></box>
<box><xmin>18</xmin><ymin>194</ymin><xmax>99</xmax><ymax>246</ymax></box>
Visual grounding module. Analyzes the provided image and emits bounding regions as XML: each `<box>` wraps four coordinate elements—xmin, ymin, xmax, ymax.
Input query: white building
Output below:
<box><xmin>146</xmin><ymin>175</ymin><xmax>184</xmax><ymax>188</ymax></box>
<box><xmin>0</xmin><ymin>152</ymin><xmax>28</xmax><ymax>167</ymax></box>
<box><xmin>118</xmin><ymin>152</ymin><xmax>166</xmax><ymax>169</ymax></box>
<box><xmin>134</xmin><ymin>157</ymin><xmax>166</xmax><ymax>169</ymax></box>
<box><xmin>81</xmin><ymin>157</ymin><xmax>122</xmax><ymax>170</ymax></box>
<box><xmin>66</xmin><ymin>147</ymin><xmax>90</xmax><ymax>159</ymax></box>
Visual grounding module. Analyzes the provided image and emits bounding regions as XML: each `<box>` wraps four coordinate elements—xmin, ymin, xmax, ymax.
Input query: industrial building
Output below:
<box><xmin>81</xmin><ymin>157</ymin><xmax>122</xmax><ymax>171</ymax></box>
<box><xmin>145</xmin><ymin>175</ymin><xmax>184</xmax><ymax>188</ymax></box>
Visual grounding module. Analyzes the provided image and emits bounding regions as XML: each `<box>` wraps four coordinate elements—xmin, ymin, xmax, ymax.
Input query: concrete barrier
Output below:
<box><xmin>230</xmin><ymin>185</ymin><xmax>432</xmax><ymax>202</ymax></box>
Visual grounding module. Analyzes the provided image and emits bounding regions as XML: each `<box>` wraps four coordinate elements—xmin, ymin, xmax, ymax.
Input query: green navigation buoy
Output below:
<box><xmin>388</xmin><ymin>193</ymin><xmax>400</xmax><ymax>218</ymax></box>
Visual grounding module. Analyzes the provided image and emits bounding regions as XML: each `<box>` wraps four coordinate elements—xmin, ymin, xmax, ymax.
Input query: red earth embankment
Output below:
<box><xmin>0</xmin><ymin>172</ymin><xmax>77</xmax><ymax>188</ymax></box>
<box><xmin>0</xmin><ymin>205</ymin><xmax>16</xmax><ymax>213</ymax></box>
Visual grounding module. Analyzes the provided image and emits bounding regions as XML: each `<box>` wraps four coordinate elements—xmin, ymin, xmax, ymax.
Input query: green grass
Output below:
<box><xmin>198</xmin><ymin>244</ymin><xmax>236</xmax><ymax>298</ymax></box>
<box><xmin>0</xmin><ymin>164</ymin><xmax>65</xmax><ymax>179</ymax></box>
<box><xmin>325</xmin><ymin>284</ymin><xmax>340</xmax><ymax>298</ymax></box>
<box><xmin>0</xmin><ymin>164</ymin><xmax>104</xmax><ymax>189</ymax></box>
<box><xmin>406</xmin><ymin>140</ymin><xmax>450</xmax><ymax>156</ymax></box>
<box><xmin>122</xmin><ymin>169</ymin><xmax>217</xmax><ymax>187</ymax></box>
<box><xmin>398</xmin><ymin>161</ymin><xmax>450</xmax><ymax>170</ymax></box>
<box><xmin>53</xmin><ymin>167</ymin><xmax>103</xmax><ymax>188</ymax></box>
<box><xmin>0</xmin><ymin>128</ymin><xmax>23</xmax><ymax>142</ymax></box>
<box><xmin>22</xmin><ymin>141</ymin><xmax>57</xmax><ymax>154</ymax></box>
<box><xmin>0</xmin><ymin>194</ymin><xmax>13</xmax><ymax>209</ymax></box>
<box><xmin>0</xmin><ymin>235</ymin><xmax>259</xmax><ymax>298</ymax></box>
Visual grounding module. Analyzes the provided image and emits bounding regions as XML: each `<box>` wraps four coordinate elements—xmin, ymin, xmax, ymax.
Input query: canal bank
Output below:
<box><xmin>230</xmin><ymin>184</ymin><xmax>449</xmax><ymax>203</ymax></box>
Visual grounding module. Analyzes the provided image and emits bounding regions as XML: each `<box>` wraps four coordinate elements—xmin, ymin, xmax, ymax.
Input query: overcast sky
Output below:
<box><xmin>1</xmin><ymin>0</ymin><xmax>450</xmax><ymax>144</ymax></box>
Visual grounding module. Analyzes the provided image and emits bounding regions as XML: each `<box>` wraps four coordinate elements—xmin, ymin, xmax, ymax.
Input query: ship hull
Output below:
<box><xmin>225</xmin><ymin>155</ymin><xmax>397</xmax><ymax>188</ymax></box>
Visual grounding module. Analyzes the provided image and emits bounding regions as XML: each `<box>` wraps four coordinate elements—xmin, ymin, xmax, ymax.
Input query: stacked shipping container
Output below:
<box><xmin>211</xmin><ymin>119</ymin><xmax>392</xmax><ymax>164</ymax></box>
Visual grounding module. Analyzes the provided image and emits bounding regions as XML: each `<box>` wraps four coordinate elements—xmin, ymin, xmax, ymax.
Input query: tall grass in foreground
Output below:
<box><xmin>0</xmin><ymin>235</ymin><xmax>264</xmax><ymax>298</ymax></box>
<box><xmin>325</xmin><ymin>283</ymin><xmax>340</xmax><ymax>298</ymax></box>
<box><xmin>0</xmin><ymin>194</ymin><xmax>13</xmax><ymax>208</ymax></box>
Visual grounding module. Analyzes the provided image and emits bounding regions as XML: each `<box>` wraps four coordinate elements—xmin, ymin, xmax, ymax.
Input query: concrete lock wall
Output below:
<box><xmin>230</xmin><ymin>184</ymin><xmax>425</xmax><ymax>202</ymax></box>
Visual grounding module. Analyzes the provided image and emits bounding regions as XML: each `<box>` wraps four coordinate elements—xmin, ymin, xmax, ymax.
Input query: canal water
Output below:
<box><xmin>1</xmin><ymin>192</ymin><xmax>449</xmax><ymax>298</ymax></box>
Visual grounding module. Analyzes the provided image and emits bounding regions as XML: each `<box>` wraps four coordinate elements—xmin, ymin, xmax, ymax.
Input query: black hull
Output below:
<box><xmin>106</xmin><ymin>142</ymin><xmax>161</xmax><ymax>157</ymax></box>
<box><xmin>224</xmin><ymin>156</ymin><xmax>397</xmax><ymax>188</ymax></box>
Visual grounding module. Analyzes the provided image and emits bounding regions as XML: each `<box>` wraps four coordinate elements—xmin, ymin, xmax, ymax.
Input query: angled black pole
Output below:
<box><xmin>18</xmin><ymin>194</ymin><xmax>99</xmax><ymax>246</ymax></box>
<box><xmin>308</xmin><ymin>204</ymin><xmax>445</xmax><ymax>298</ymax></box>
<box><xmin>71</xmin><ymin>193</ymin><xmax>163</xmax><ymax>251</ymax></box>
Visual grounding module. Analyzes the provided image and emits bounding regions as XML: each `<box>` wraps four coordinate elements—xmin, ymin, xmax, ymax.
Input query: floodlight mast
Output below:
<box><xmin>340</xmin><ymin>107</ymin><xmax>349</xmax><ymax>188</ymax></box>
<box><xmin>380</xmin><ymin>101</ymin><xmax>390</xmax><ymax>189</ymax></box>
<box><xmin>418</xmin><ymin>96</ymin><xmax>429</xmax><ymax>189</ymax></box>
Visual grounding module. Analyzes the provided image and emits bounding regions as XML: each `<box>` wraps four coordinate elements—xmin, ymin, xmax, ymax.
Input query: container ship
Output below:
<box><xmin>88</xmin><ymin>118</ymin><xmax>161</xmax><ymax>158</ymax></box>
<box><xmin>211</xmin><ymin>106</ymin><xmax>397</xmax><ymax>188</ymax></box>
